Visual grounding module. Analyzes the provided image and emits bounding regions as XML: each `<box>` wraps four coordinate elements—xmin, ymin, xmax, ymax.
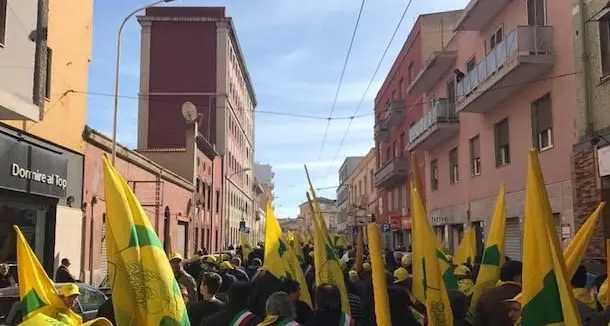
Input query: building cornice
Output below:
<box><xmin>83</xmin><ymin>126</ymin><xmax>194</xmax><ymax>191</ymax></box>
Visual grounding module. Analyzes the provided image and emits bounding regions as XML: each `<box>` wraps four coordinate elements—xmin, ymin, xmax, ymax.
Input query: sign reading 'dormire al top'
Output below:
<box><xmin>0</xmin><ymin>132</ymin><xmax>68</xmax><ymax>198</ymax></box>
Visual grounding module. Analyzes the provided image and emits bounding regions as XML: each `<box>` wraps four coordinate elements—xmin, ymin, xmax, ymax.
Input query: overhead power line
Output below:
<box><xmin>317</xmin><ymin>0</ymin><xmax>368</xmax><ymax>161</ymax></box>
<box><xmin>321</xmin><ymin>0</ymin><xmax>415</xmax><ymax>181</ymax></box>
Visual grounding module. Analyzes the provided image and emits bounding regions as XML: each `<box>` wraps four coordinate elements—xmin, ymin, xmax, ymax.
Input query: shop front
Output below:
<box><xmin>0</xmin><ymin>126</ymin><xmax>81</xmax><ymax>276</ymax></box>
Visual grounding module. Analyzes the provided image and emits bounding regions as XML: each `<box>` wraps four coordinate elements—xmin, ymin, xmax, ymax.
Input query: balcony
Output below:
<box><xmin>0</xmin><ymin>90</ymin><xmax>40</xmax><ymax>121</ymax></box>
<box><xmin>374</xmin><ymin>120</ymin><xmax>389</xmax><ymax>141</ymax></box>
<box><xmin>454</xmin><ymin>0</ymin><xmax>511</xmax><ymax>31</ymax></box>
<box><xmin>375</xmin><ymin>157</ymin><xmax>408</xmax><ymax>188</ymax></box>
<box><xmin>408</xmin><ymin>98</ymin><xmax>459</xmax><ymax>151</ymax></box>
<box><xmin>409</xmin><ymin>51</ymin><xmax>458</xmax><ymax>93</ymax></box>
<box><xmin>386</xmin><ymin>100</ymin><xmax>405</xmax><ymax>126</ymax></box>
<box><xmin>456</xmin><ymin>26</ymin><xmax>554</xmax><ymax>114</ymax></box>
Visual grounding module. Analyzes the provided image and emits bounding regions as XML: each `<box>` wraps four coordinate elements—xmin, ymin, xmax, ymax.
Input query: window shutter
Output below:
<box><xmin>537</xmin><ymin>94</ymin><xmax>553</xmax><ymax>131</ymax></box>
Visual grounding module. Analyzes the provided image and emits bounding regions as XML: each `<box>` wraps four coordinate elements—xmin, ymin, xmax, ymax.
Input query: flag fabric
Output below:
<box><xmin>14</xmin><ymin>226</ymin><xmax>81</xmax><ymax>325</ymax></box>
<box><xmin>17</xmin><ymin>314</ymin><xmax>112</xmax><ymax>326</ymax></box>
<box><xmin>367</xmin><ymin>223</ymin><xmax>392</xmax><ymax>326</ymax></box>
<box><xmin>469</xmin><ymin>183</ymin><xmax>506</xmax><ymax>317</ymax></box>
<box><xmin>264</xmin><ymin>201</ymin><xmax>312</xmax><ymax>307</ymax></box>
<box><xmin>355</xmin><ymin>226</ymin><xmax>364</xmax><ymax>273</ymax></box>
<box><xmin>453</xmin><ymin>227</ymin><xmax>477</xmax><ymax>267</ymax></box>
<box><xmin>564</xmin><ymin>202</ymin><xmax>605</xmax><ymax>278</ymax></box>
<box><xmin>410</xmin><ymin>181</ymin><xmax>453</xmax><ymax>326</ymax></box>
<box><xmin>102</xmin><ymin>156</ymin><xmax>190</xmax><ymax>326</ymax></box>
<box><xmin>240</xmin><ymin>231</ymin><xmax>252</xmax><ymax>263</ymax></box>
<box><xmin>304</xmin><ymin>165</ymin><xmax>351</xmax><ymax>314</ymax></box>
<box><xmin>521</xmin><ymin>150</ymin><xmax>581</xmax><ymax>326</ymax></box>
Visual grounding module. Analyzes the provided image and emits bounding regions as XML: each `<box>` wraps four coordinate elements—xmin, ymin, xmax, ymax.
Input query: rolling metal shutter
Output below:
<box><xmin>504</xmin><ymin>217</ymin><xmax>521</xmax><ymax>261</ymax></box>
<box><xmin>100</xmin><ymin>220</ymin><xmax>107</xmax><ymax>286</ymax></box>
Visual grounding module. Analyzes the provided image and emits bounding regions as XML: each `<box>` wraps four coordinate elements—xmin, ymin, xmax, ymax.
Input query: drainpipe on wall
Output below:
<box><xmin>578</xmin><ymin>0</ymin><xmax>594</xmax><ymax>137</ymax></box>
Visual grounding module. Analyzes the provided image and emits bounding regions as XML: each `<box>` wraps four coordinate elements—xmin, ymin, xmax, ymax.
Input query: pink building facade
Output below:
<box><xmin>408</xmin><ymin>0</ymin><xmax>577</xmax><ymax>259</ymax></box>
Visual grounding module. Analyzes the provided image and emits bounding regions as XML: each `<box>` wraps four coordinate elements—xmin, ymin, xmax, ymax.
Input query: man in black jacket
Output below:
<box><xmin>283</xmin><ymin>278</ymin><xmax>313</xmax><ymax>324</ymax></box>
<box><xmin>201</xmin><ymin>281</ymin><xmax>261</xmax><ymax>326</ymax></box>
<box><xmin>188</xmin><ymin>272</ymin><xmax>225</xmax><ymax>326</ymax></box>
<box><xmin>55</xmin><ymin>258</ymin><xmax>77</xmax><ymax>283</ymax></box>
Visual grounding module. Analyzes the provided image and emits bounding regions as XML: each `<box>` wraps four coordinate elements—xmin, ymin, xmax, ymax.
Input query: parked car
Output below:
<box><xmin>0</xmin><ymin>283</ymin><xmax>107</xmax><ymax>325</ymax></box>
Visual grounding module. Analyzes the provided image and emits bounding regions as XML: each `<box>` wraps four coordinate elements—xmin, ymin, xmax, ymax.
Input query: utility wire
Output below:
<box><xmin>322</xmin><ymin>0</ymin><xmax>415</xmax><ymax>181</ymax></box>
<box><xmin>317</xmin><ymin>0</ymin><xmax>367</xmax><ymax>160</ymax></box>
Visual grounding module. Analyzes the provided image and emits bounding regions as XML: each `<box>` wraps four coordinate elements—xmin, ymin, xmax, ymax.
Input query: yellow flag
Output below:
<box><xmin>305</xmin><ymin>165</ymin><xmax>350</xmax><ymax>314</ymax></box>
<box><xmin>240</xmin><ymin>231</ymin><xmax>252</xmax><ymax>263</ymax></box>
<box><xmin>521</xmin><ymin>150</ymin><xmax>581</xmax><ymax>326</ymax></box>
<box><xmin>355</xmin><ymin>226</ymin><xmax>364</xmax><ymax>273</ymax></box>
<box><xmin>367</xmin><ymin>223</ymin><xmax>392</xmax><ymax>326</ymax></box>
<box><xmin>102</xmin><ymin>156</ymin><xmax>189</xmax><ymax>326</ymax></box>
<box><xmin>411</xmin><ymin>181</ymin><xmax>453</xmax><ymax>326</ymax></box>
<box><xmin>264</xmin><ymin>201</ymin><xmax>312</xmax><ymax>307</ymax></box>
<box><xmin>14</xmin><ymin>226</ymin><xmax>81</xmax><ymax>325</ymax></box>
<box><xmin>469</xmin><ymin>183</ymin><xmax>506</xmax><ymax>316</ymax></box>
<box><xmin>18</xmin><ymin>314</ymin><xmax>112</xmax><ymax>326</ymax></box>
<box><xmin>453</xmin><ymin>227</ymin><xmax>477</xmax><ymax>267</ymax></box>
<box><xmin>564</xmin><ymin>202</ymin><xmax>605</xmax><ymax>278</ymax></box>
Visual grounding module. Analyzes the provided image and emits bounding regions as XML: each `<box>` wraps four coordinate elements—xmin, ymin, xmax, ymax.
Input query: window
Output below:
<box><xmin>600</xmin><ymin>13</ymin><xmax>610</xmax><ymax>77</ymax></box>
<box><xmin>386</xmin><ymin>147</ymin><xmax>391</xmax><ymax>162</ymax></box>
<box><xmin>531</xmin><ymin>93</ymin><xmax>554</xmax><ymax>151</ymax></box>
<box><xmin>489</xmin><ymin>27</ymin><xmax>503</xmax><ymax>52</ymax></box>
<box><xmin>400</xmin><ymin>133</ymin><xmax>406</xmax><ymax>155</ymax></box>
<box><xmin>408</xmin><ymin>62</ymin><xmax>415</xmax><ymax>84</ymax></box>
<box><xmin>469</xmin><ymin>135</ymin><xmax>481</xmax><ymax>176</ymax></box>
<box><xmin>392</xmin><ymin>90</ymin><xmax>397</xmax><ymax>100</ymax></box>
<box><xmin>495</xmin><ymin>119</ymin><xmax>511</xmax><ymax>166</ymax></box>
<box><xmin>0</xmin><ymin>0</ymin><xmax>6</xmax><ymax>46</ymax></box>
<box><xmin>370</xmin><ymin>170</ymin><xmax>374</xmax><ymax>191</ymax></box>
<box><xmin>399</xmin><ymin>78</ymin><xmax>405</xmax><ymax>94</ymax></box>
<box><xmin>431</xmin><ymin>159</ymin><xmax>439</xmax><ymax>190</ymax></box>
<box><xmin>527</xmin><ymin>0</ymin><xmax>546</xmax><ymax>26</ymax></box>
<box><xmin>466</xmin><ymin>57</ymin><xmax>476</xmax><ymax>72</ymax></box>
<box><xmin>364</xmin><ymin>175</ymin><xmax>368</xmax><ymax>195</ymax></box>
<box><xmin>216</xmin><ymin>190</ymin><xmax>220</xmax><ymax>213</ymax></box>
<box><xmin>393</xmin><ymin>141</ymin><xmax>398</xmax><ymax>158</ymax></box>
<box><xmin>449</xmin><ymin>148</ymin><xmax>459</xmax><ymax>184</ymax></box>
<box><xmin>44</xmin><ymin>47</ymin><xmax>53</xmax><ymax>99</ymax></box>
<box><xmin>207</xmin><ymin>185</ymin><xmax>212</xmax><ymax>211</ymax></box>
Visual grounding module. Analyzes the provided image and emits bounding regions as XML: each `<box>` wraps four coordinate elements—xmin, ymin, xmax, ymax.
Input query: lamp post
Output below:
<box><xmin>111</xmin><ymin>0</ymin><xmax>178</xmax><ymax>165</ymax></box>
<box><xmin>224</xmin><ymin>167</ymin><xmax>252</xmax><ymax>248</ymax></box>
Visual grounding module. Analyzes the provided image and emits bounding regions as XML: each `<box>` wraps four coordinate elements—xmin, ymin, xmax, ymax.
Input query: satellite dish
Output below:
<box><xmin>181</xmin><ymin>101</ymin><xmax>198</xmax><ymax>122</ymax></box>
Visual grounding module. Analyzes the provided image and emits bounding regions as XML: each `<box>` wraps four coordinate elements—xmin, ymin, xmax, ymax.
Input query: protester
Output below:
<box><xmin>283</xmin><ymin>278</ymin><xmax>313</xmax><ymax>324</ymax></box>
<box><xmin>55</xmin><ymin>258</ymin><xmax>77</xmax><ymax>283</ymax></box>
<box><xmin>188</xmin><ymin>272</ymin><xmax>225</xmax><ymax>326</ymax></box>
<box><xmin>572</xmin><ymin>265</ymin><xmax>597</xmax><ymax>323</ymax></box>
<box><xmin>387</xmin><ymin>286</ymin><xmax>419</xmax><ymax>326</ymax></box>
<box><xmin>180</xmin><ymin>284</ymin><xmax>190</xmax><ymax>305</ymax></box>
<box><xmin>201</xmin><ymin>281</ymin><xmax>261</xmax><ymax>326</ymax></box>
<box><xmin>170</xmin><ymin>253</ymin><xmax>198</xmax><ymax>303</ymax></box>
<box><xmin>258</xmin><ymin>291</ymin><xmax>299</xmax><ymax>326</ymax></box>
<box><xmin>247</xmin><ymin>258</ymin><xmax>263</xmax><ymax>280</ymax></box>
<box><xmin>448</xmin><ymin>289</ymin><xmax>471</xmax><ymax>326</ymax></box>
<box><xmin>503</xmin><ymin>296</ymin><xmax>522</xmax><ymax>326</ymax></box>
<box><xmin>304</xmin><ymin>284</ymin><xmax>353</xmax><ymax>326</ymax></box>
<box><xmin>55</xmin><ymin>283</ymin><xmax>81</xmax><ymax>324</ymax></box>
<box><xmin>454</xmin><ymin>264</ymin><xmax>475</xmax><ymax>299</ymax></box>
<box><xmin>221</xmin><ymin>260</ymin><xmax>250</xmax><ymax>282</ymax></box>
<box><xmin>474</xmin><ymin>260</ymin><xmax>523</xmax><ymax>326</ymax></box>
<box><xmin>344</xmin><ymin>279</ymin><xmax>365</xmax><ymax>325</ymax></box>
<box><xmin>0</xmin><ymin>263</ymin><xmax>15</xmax><ymax>288</ymax></box>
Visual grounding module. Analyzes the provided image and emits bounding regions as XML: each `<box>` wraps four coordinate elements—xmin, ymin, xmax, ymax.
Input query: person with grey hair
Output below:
<box><xmin>0</xmin><ymin>264</ymin><xmax>15</xmax><ymax>288</ymax></box>
<box><xmin>256</xmin><ymin>291</ymin><xmax>299</xmax><ymax>326</ymax></box>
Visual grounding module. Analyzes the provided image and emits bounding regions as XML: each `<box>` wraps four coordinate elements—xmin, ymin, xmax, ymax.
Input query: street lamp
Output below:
<box><xmin>111</xmin><ymin>0</ymin><xmax>178</xmax><ymax>165</ymax></box>
<box><xmin>224</xmin><ymin>167</ymin><xmax>252</xmax><ymax>247</ymax></box>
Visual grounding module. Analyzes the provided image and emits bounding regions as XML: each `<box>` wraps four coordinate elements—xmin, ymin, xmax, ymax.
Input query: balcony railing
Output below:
<box><xmin>386</xmin><ymin>100</ymin><xmax>405</xmax><ymax>126</ymax></box>
<box><xmin>374</xmin><ymin>119</ymin><xmax>389</xmax><ymax>140</ymax></box>
<box><xmin>409</xmin><ymin>98</ymin><xmax>457</xmax><ymax>145</ymax></box>
<box><xmin>375</xmin><ymin>157</ymin><xmax>408</xmax><ymax>188</ymax></box>
<box><xmin>456</xmin><ymin>26</ymin><xmax>554</xmax><ymax>112</ymax></box>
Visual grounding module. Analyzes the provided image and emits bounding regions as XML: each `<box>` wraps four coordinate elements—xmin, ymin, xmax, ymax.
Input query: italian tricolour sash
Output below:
<box><xmin>276</xmin><ymin>317</ymin><xmax>300</xmax><ymax>326</ymax></box>
<box><xmin>229</xmin><ymin>309</ymin><xmax>257</xmax><ymax>326</ymax></box>
<box><xmin>339</xmin><ymin>313</ymin><xmax>353</xmax><ymax>326</ymax></box>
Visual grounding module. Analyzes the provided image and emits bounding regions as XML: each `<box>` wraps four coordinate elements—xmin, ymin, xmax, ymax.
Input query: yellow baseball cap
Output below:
<box><xmin>362</xmin><ymin>262</ymin><xmax>371</xmax><ymax>271</ymax></box>
<box><xmin>454</xmin><ymin>265</ymin><xmax>471</xmax><ymax>277</ymax></box>
<box><xmin>59</xmin><ymin>283</ymin><xmax>80</xmax><ymax>297</ymax></box>
<box><xmin>220</xmin><ymin>261</ymin><xmax>234</xmax><ymax>270</ymax></box>
<box><xmin>393</xmin><ymin>267</ymin><xmax>411</xmax><ymax>284</ymax></box>
<box><xmin>348</xmin><ymin>270</ymin><xmax>358</xmax><ymax>281</ymax></box>
<box><xmin>204</xmin><ymin>256</ymin><xmax>218</xmax><ymax>264</ymax></box>
<box><xmin>169</xmin><ymin>252</ymin><xmax>183</xmax><ymax>262</ymax></box>
<box><xmin>401</xmin><ymin>253</ymin><xmax>412</xmax><ymax>266</ymax></box>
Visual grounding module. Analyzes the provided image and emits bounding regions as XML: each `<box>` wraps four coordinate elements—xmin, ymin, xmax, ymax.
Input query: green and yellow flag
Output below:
<box><xmin>240</xmin><ymin>231</ymin><xmax>252</xmax><ymax>263</ymax></box>
<box><xmin>17</xmin><ymin>313</ymin><xmax>112</xmax><ymax>326</ymax></box>
<box><xmin>367</xmin><ymin>223</ymin><xmax>392</xmax><ymax>326</ymax></box>
<box><xmin>453</xmin><ymin>227</ymin><xmax>477</xmax><ymax>267</ymax></box>
<box><xmin>469</xmin><ymin>183</ymin><xmax>506</xmax><ymax>316</ymax></box>
<box><xmin>264</xmin><ymin>201</ymin><xmax>312</xmax><ymax>307</ymax></box>
<box><xmin>411</xmin><ymin>181</ymin><xmax>453</xmax><ymax>326</ymax></box>
<box><xmin>305</xmin><ymin>166</ymin><xmax>350</xmax><ymax>314</ymax></box>
<box><xmin>14</xmin><ymin>226</ymin><xmax>82</xmax><ymax>324</ymax></box>
<box><xmin>103</xmin><ymin>156</ymin><xmax>190</xmax><ymax>326</ymax></box>
<box><xmin>521</xmin><ymin>150</ymin><xmax>581</xmax><ymax>326</ymax></box>
<box><xmin>564</xmin><ymin>202</ymin><xmax>605</xmax><ymax>278</ymax></box>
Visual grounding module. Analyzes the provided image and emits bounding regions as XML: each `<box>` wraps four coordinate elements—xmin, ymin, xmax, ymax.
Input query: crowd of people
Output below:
<box><xmin>87</xmin><ymin>240</ymin><xmax>610</xmax><ymax>326</ymax></box>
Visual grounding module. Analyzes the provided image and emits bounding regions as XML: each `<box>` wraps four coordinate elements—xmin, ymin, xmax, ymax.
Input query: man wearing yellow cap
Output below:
<box><xmin>170</xmin><ymin>252</ymin><xmax>198</xmax><ymax>303</ymax></box>
<box><xmin>394</xmin><ymin>268</ymin><xmax>425</xmax><ymax>325</ymax></box>
<box><xmin>56</xmin><ymin>283</ymin><xmax>83</xmax><ymax>325</ymax></box>
<box><xmin>454</xmin><ymin>265</ymin><xmax>475</xmax><ymax>298</ymax></box>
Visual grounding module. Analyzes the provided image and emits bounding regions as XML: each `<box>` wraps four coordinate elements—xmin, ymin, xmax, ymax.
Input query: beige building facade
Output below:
<box><xmin>346</xmin><ymin>148</ymin><xmax>377</xmax><ymax>227</ymax></box>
